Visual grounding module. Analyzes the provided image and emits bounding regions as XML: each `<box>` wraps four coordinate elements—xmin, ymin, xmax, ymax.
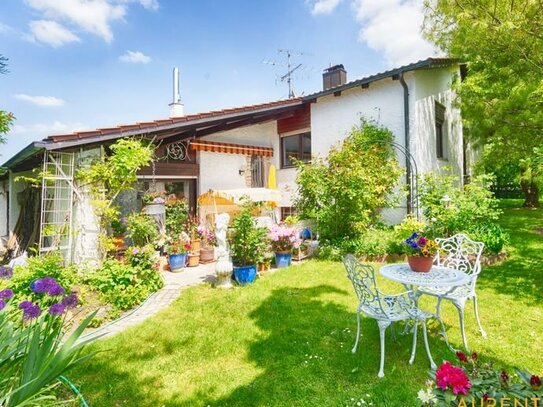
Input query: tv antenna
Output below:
<box><xmin>263</xmin><ymin>49</ymin><xmax>308</xmax><ymax>98</ymax></box>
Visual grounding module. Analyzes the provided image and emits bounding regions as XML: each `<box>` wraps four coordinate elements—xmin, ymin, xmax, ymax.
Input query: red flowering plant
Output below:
<box><xmin>418</xmin><ymin>352</ymin><xmax>543</xmax><ymax>406</ymax></box>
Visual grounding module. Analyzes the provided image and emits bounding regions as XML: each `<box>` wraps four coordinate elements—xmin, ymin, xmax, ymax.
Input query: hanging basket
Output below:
<box><xmin>143</xmin><ymin>202</ymin><xmax>165</xmax><ymax>215</ymax></box>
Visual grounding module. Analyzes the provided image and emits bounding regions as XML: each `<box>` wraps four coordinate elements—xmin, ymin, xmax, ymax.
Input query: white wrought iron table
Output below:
<box><xmin>379</xmin><ymin>263</ymin><xmax>471</xmax><ymax>350</ymax></box>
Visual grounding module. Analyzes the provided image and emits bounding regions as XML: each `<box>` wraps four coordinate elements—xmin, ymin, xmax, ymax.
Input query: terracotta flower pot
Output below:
<box><xmin>199</xmin><ymin>246</ymin><xmax>215</xmax><ymax>263</ymax></box>
<box><xmin>191</xmin><ymin>239</ymin><xmax>201</xmax><ymax>253</ymax></box>
<box><xmin>187</xmin><ymin>253</ymin><xmax>200</xmax><ymax>267</ymax></box>
<box><xmin>407</xmin><ymin>256</ymin><xmax>433</xmax><ymax>273</ymax></box>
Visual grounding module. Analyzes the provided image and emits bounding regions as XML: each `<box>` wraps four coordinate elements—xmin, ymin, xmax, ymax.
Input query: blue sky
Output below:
<box><xmin>0</xmin><ymin>0</ymin><xmax>437</xmax><ymax>161</ymax></box>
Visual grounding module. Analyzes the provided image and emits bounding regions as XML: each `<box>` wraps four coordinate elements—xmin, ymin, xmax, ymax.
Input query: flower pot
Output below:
<box><xmin>233</xmin><ymin>264</ymin><xmax>257</xmax><ymax>285</ymax></box>
<box><xmin>199</xmin><ymin>246</ymin><xmax>215</xmax><ymax>263</ymax></box>
<box><xmin>275</xmin><ymin>252</ymin><xmax>293</xmax><ymax>268</ymax></box>
<box><xmin>191</xmin><ymin>239</ymin><xmax>201</xmax><ymax>253</ymax></box>
<box><xmin>169</xmin><ymin>253</ymin><xmax>187</xmax><ymax>272</ymax></box>
<box><xmin>187</xmin><ymin>253</ymin><xmax>200</xmax><ymax>267</ymax></box>
<box><xmin>257</xmin><ymin>262</ymin><xmax>271</xmax><ymax>273</ymax></box>
<box><xmin>407</xmin><ymin>256</ymin><xmax>433</xmax><ymax>273</ymax></box>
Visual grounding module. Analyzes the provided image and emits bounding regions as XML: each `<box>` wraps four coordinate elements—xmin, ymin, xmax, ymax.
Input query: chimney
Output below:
<box><xmin>323</xmin><ymin>64</ymin><xmax>347</xmax><ymax>91</ymax></box>
<box><xmin>169</xmin><ymin>67</ymin><xmax>184</xmax><ymax>118</ymax></box>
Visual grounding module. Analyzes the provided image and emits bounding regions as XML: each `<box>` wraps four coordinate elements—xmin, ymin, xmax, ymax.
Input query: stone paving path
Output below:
<box><xmin>79</xmin><ymin>262</ymin><xmax>217</xmax><ymax>343</ymax></box>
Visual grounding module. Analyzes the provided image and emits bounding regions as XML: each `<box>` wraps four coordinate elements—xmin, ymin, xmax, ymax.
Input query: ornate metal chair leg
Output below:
<box><xmin>454</xmin><ymin>300</ymin><xmax>469</xmax><ymax>352</ymax></box>
<box><xmin>409</xmin><ymin>320</ymin><xmax>418</xmax><ymax>365</ymax></box>
<box><xmin>421</xmin><ymin>319</ymin><xmax>436</xmax><ymax>369</ymax></box>
<box><xmin>436</xmin><ymin>297</ymin><xmax>455</xmax><ymax>351</ymax></box>
<box><xmin>352</xmin><ymin>308</ymin><xmax>362</xmax><ymax>353</ymax></box>
<box><xmin>473</xmin><ymin>295</ymin><xmax>487</xmax><ymax>338</ymax></box>
<box><xmin>377</xmin><ymin>320</ymin><xmax>390</xmax><ymax>378</ymax></box>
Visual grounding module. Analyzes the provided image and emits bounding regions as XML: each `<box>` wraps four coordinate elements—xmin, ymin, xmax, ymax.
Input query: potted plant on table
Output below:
<box><xmin>166</xmin><ymin>232</ymin><xmax>191</xmax><ymax>272</ymax></box>
<box><xmin>404</xmin><ymin>232</ymin><xmax>438</xmax><ymax>272</ymax></box>
<box><xmin>229</xmin><ymin>203</ymin><xmax>269</xmax><ymax>285</ymax></box>
<box><xmin>269</xmin><ymin>224</ymin><xmax>301</xmax><ymax>268</ymax></box>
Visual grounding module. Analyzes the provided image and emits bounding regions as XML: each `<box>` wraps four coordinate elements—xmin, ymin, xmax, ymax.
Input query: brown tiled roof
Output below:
<box><xmin>46</xmin><ymin>97</ymin><xmax>303</xmax><ymax>143</ymax></box>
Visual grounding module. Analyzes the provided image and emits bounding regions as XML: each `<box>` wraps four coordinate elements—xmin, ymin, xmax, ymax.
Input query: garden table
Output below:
<box><xmin>379</xmin><ymin>263</ymin><xmax>471</xmax><ymax>351</ymax></box>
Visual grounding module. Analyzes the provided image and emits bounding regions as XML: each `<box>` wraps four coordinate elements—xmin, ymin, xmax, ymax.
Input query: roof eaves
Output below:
<box><xmin>303</xmin><ymin>57</ymin><xmax>457</xmax><ymax>101</ymax></box>
<box><xmin>0</xmin><ymin>142</ymin><xmax>44</xmax><ymax>171</ymax></box>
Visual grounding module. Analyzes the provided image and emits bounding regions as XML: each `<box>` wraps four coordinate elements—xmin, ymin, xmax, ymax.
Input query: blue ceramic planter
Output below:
<box><xmin>233</xmin><ymin>265</ymin><xmax>257</xmax><ymax>285</ymax></box>
<box><xmin>169</xmin><ymin>253</ymin><xmax>187</xmax><ymax>272</ymax></box>
<box><xmin>275</xmin><ymin>252</ymin><xmax>292</xmax><ymax>268</ymax></box>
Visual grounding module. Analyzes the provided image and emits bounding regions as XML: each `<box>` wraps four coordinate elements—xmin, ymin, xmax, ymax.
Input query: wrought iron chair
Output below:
<box><xmin>417</xmin><ymin>233</ymin><xmax>485</xmax><ymax>352</ymax></box>
<box><xmin>343</xmin><ymin>254</ymin><xmax>436</xmax><ymax>378</ymax></box>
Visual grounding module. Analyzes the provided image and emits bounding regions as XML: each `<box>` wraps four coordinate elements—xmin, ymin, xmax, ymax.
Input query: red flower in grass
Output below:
<box><xmin>456</xmin><ymin>351</ymin><xmax>468</xmax><ymax>364</ymax></box>
<box><xmin>530</xmin><ymin>375</ymin><xmax>542</xmax><ymax>391</ymax></box>
<box><xmin>436</xmin><ymin>362</ymin><xmax>472</xmax><ymax>395</ymax></box>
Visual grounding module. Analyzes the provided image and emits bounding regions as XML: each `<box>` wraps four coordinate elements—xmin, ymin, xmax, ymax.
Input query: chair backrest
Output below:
<box><xmin>435</xmin><ymin>233</ymin><xmax>484</xmax><ymax>290</ymax></box>
<box><xmin>342</xmin><ymin>254</ymin><xmax>385</xmax><ymax>317</ymax></box>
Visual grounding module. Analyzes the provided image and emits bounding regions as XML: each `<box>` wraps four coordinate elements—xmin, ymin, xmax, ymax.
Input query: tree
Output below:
<box><xmin>424</xmin><ymin>0</ymin><xmax>543</xmax><ymax>207</ymax></box>
<box><xmin>294</xmin><ymin>120</ymin><xmax>402</xmax><ymax>241</ymax></box>
<box><xmin>0</xmin><ymin>54</ymin><xmax>14</xmax><ymax>145</ymax></box>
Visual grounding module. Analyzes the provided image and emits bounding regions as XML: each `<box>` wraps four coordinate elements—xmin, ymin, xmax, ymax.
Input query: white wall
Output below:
<box><xmin>199</xmin><ymin>121</ymin><xmax>278</xmax><ymax>194</ymax></box>
<box><xmin>412</xmin><ymin>66</ymin><xmax>464</xmax><ymax>180</ymax></box>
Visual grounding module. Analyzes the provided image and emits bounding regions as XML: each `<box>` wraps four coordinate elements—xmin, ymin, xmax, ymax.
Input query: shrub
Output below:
<box><xmin>127</xmin><ymin>212</ymin><xmax>158</xmax><ymax>246</ymax></box>
<box><xmin>165</xmin><ymin>199</ymin><xmax>189</xmax><ymax>236</ymax></box>
<box><xmin>418</xmin><ymin>170</ymin><xmax>509</xmax><ymax>253</ymax></box>
<box><xmin>295</xmin><ymin>119</ymin><xmax>402</xmax><ymax>241</ymax></box>
<box><xmin>86</xmin><ymin>256</ymin><xmax>163</xmax><ymax>312</ymax></box>
<box><xmin>1</xmin><ymin>252</ymin><xmax>77</xmax><ymax>306</ymax></box>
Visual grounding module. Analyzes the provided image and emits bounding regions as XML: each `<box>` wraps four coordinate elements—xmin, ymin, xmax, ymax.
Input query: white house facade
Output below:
<box><xmin>0</xmin><ymin>57</ymin><xmax>470</xmax><ymax>263</ymax></box>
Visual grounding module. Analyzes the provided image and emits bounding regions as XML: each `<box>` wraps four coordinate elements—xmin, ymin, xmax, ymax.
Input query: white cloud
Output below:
<box><xmin>309</xmin><ymin>0</ymin><xmax>342</xmax><ymax>15</ymax></box>
<box><xmin>14</xmin><ymin>93</ymin><xmax>66</xmax><ymax>107</ymax></box>
<box><xmin>10</xmin><ymin>121</ymin><xmax>87</xmax><ymax>136</ymax></box>
<box><xmin>25</xmin><ymin>0</ymin><xmax>125</xmax><ymax>43</ymax></box>
<box><xmin>352</xmin><ymin>0</ymin><xmax>440</xmax><ymax>66</ymax></box>
<box><xmin>28</xmin><ymin>20</ymin><xmax>80</xmax><ymax>47</ymax></box>
<box><xmin>121</xmin><ymin>0</ymin><xmax>159</xmax><ymax>10</ymax></box>
<box><xmin>119</xmin><ymin>50</ymin><xmax>151</xmax><ymax>64</ymax></box>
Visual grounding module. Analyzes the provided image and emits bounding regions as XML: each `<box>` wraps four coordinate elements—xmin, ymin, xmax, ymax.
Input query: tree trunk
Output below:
<box><xmin>520</xmin><ymin>178</ymin><xmax>540</xmax><ymax>208</ymax></box>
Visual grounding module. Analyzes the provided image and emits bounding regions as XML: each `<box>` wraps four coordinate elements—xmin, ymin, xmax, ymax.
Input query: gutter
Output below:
<box><xmin>398</xmin><ymin>72</ymin><xmax>412</xmax><ymax>214</ymax></box>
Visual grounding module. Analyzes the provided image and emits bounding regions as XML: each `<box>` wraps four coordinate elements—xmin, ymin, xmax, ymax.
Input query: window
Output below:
<box><xmin>251</xmin><ymin>156</ymin><xmax>265</xmax><ymax>188</ymax></box>
<box><xmin>281</xmin><ymin>132</ymin><xmax>311</xmax><ymax>168</ymax></box>
<box><xmin>281</xmin><ymin>207</ymin><xmax>298</xmax><ymax>221</ymax></box>
<box><xmin>435</xmin><ymin>101</ymin><xmax>446</xmax><ymax>159</ymax></box>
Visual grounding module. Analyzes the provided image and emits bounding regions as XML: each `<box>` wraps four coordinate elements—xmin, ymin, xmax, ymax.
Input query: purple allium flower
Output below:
<box><xmin>48</xmin><ymin>284</ymin><xmax>65</xmax><ymax>297</ymax></box>
<box><xmin>30</xmin><ymin>277</ymin><xmax>59</xmax><ymax>294</ymax></box>
<box><xmin>0</xmin><ymin>289</ymin><xmax>14</xmax><ymax>299</ymax></box>
<box><xmin>18</xmin><ymin>300</ymin><xmax>33</xmax><ymax>310</ymax></box>
<box><xmin>61</xmin><ymin>293</ymin><xmax>78</xmax><ymax>309</ymax></box>
<box><xmin>22</xmin><ymin>303</ymin><xmax>41</xmax><ymax>320</ymax></box>
<box><xmin>48</xmin><ymin>303</ymin><xmax>65</xmax><ymax>316</ymax></box>
<box><xmin>0</xmin><ymin>299</ymin><xmax>5</xmax><ymax>311</ymax></box>
<box><xmin>0</xmin><ymin>266</ymin><xmax>13</xmax><ymax>280</ymax></box>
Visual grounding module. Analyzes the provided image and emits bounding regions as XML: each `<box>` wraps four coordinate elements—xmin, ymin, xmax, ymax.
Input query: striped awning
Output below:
<box><xmin>190</xmin><ymin>140</ymin><xmax>273</xmax><ymax>157</ymax></box>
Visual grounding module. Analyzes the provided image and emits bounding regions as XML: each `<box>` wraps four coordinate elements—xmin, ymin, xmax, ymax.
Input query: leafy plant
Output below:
<box><xmin>0</xmin><ymin>273</ymin><xmax>97</xmax><ymax>406</ymax></box>
<box><xmin>85</xmin><ymin>258</ymin><xmax>163</xmax><ymax>312</ymax></box>
<box><xmin>268</xmin><ymin>224</ymin><xmax>300</xmax><ymax>253</ymax></box>
<box><xmin>229</xmin><ymin>203</ymin><xmax>270</xmax><ymax>266</ymax></box>
<box><xmin>165</xmin><ymin>199</ymin><xmax>189</xmax><ymax>236</ymax></box>
<box><xmin>126</xmin><ymin>212</ymin><xmax>158</xmax><ymax>247</ymax></box>
<box><xmin>404</xmin><ymin>232</ymin><xmax>439</xmax><ymax>258</ymax></box>
<box><xmin>418</xmin><ymin>351</ymin><xmax>543</xmax><ymax>406</ymax></box>
<box><xmin>295</xmin><ymin>119</ymin><xmax>402</xmax><ymax>241</ymax></box>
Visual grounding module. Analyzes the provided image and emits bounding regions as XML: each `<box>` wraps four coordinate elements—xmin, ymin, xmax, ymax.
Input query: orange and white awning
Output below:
<box><xmin>190</xmin><ymin>140</ymin><xmax>273</xmax><ymax>157</ymax></box>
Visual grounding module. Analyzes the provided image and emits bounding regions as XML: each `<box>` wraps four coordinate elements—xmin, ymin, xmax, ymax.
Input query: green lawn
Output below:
<box><xmin>70</xmin><ymin>207</ymin><xmax>543</xmax><ymax>406</ymax></box>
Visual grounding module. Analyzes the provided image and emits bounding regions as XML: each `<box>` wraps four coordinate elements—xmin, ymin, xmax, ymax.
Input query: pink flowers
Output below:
<box><xmin>268</xmin><ymin>224</ymin><xmax>301</xmax><ymax>252</ymax></box>
<box><xmin>435</xmin><ymin>361</ymin><xmax>472</xmax><ymax>395</ymax></box>
<box><xmin>530</xmin><ymin>375</ymin><xmax>542</xmax><ymax>390</ymax></box>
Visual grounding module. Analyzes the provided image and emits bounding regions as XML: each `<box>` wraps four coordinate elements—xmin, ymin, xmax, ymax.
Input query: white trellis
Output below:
<box><xmin>39</xmin><ymin>151</ymin><xmax>78</xmax><ymax>261</ymax></box>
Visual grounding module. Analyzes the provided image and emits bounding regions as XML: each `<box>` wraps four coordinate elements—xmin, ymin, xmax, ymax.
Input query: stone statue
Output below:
<box><xmin>215</xmin><ymin>213</ymin><xmax>233</xmax><ymax>288</ymax></box>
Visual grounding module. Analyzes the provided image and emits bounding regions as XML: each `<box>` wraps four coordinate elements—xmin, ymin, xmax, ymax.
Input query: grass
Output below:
<box><xmin>69</xmin><ymin>206</ymin><xmax>543</xmax><ymax>406</ymax></box>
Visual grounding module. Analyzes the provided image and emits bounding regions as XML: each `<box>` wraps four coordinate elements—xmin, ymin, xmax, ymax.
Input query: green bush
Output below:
<box><xmin>86</xmin><ymin>257</ymin><xmax>163</xmax><ymax>312</ymax></box>
<box><xmin>229</xmin><ymin>203</ymin><xmax>270</xmax><ymax>266</ymax></box>
<box><xmin>464</xmin><ymin>222</ymin><xmax>510</xmax><ymax>254</ymax></box>
<box><xmin>2</xmin><ymin>252</ymin><xmax>77</xmax><ymax>305</ymax></box>
<box><xmin>295</xmin><ymin>119</ymin><xmax>403</xmax><ymax>240</ymax></box>
<box><xmin>165</xmin><ymin>199</ymin><xmax>189</xmax><ymax>236</ymax></box>
<box><xmin>127</xmin><ymin>212</ymin><xmax>158</xmax><ymax>246</ymax></box>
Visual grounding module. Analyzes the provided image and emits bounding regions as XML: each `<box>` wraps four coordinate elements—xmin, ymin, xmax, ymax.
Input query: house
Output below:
<box><xmin>0</xmin><ymin>57</ymin><xmax>472</xmax><ymax>264</ymax></box>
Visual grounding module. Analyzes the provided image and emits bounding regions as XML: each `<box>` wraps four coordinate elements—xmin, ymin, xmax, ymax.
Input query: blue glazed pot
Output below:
<box><xmin>275</xmin><ymin>252</ymin><xmax>292</xmax><ymax>268</ymax></box>
<box><xmin>169</xmin><ymin>253</ymin><xmax>187</xmax><ymax>272</ymax></box>
<box><xmin>233</xmin><ymin>265</ymin><xmax>257</xmax><ymax>285</ymax></box>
